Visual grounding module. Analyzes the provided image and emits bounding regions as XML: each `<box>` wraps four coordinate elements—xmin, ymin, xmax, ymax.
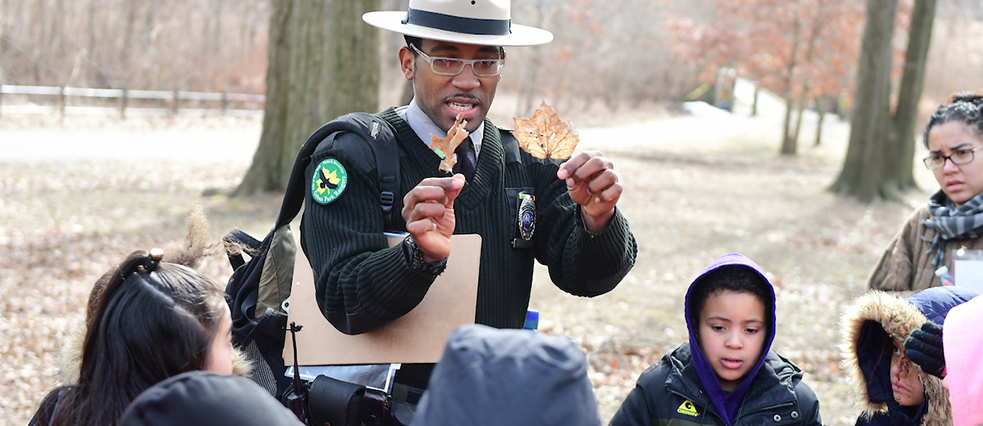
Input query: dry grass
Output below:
<box><xmin>0</xmin><ymin>108</ymin><xmax>936</xmax><ymax>426</ymax></box>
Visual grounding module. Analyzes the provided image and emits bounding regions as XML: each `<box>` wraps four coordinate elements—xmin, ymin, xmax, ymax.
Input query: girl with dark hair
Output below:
<box><xmin>29</xmin><ymin>248</ymin><xmax>236</xmax><ymax>426</ymax></box>
<box><xmin>868</xmin><ymin>92</ymin><xmax>983</xmax><ymax>291</ymax></box>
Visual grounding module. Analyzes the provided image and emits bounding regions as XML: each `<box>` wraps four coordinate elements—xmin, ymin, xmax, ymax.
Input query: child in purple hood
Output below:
<box><xmin>609</xmin><ymin>253</ymin><xmax>823</xmax><ymax>426</ymax></box>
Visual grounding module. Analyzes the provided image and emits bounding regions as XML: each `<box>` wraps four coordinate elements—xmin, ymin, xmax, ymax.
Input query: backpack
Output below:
<box><xmin>222</xmin><ymin>112</ymin><xmax>400</xmax><ymax>399</ymax></box>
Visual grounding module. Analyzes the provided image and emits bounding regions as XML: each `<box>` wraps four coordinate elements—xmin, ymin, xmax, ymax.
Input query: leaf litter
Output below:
<box><xmin>1</xmin><ymin>114</ymin><xmax>927</xmax><ymax>426</ymax></box>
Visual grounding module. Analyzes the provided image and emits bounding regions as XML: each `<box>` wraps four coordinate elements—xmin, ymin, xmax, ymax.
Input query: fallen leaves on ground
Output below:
<box><xmin>1</xmin><ymin>114</ymin><xmax>925</xmax><ymax>426</ymax></box>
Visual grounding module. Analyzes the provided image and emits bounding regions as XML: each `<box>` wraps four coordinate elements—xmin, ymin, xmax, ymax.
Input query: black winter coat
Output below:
<box><xmin>609</xmin><ymin>343</ymin><xmax>823</xmax><ymax>426</ymax></box>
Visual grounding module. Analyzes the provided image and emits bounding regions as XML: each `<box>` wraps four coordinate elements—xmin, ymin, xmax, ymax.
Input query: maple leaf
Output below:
<box><xmin>430</xmin><ymin>114</ymin><xmax>469</xmax><ymax>173</ymax></box>
<box><xmin>513</xmin><ymin>101</ymin><xmax>579</xmax><ymax>160</ymax></box>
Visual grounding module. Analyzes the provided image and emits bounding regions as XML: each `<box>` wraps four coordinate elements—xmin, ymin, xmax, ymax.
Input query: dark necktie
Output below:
<box><xmin>453</xmin><ymin>136</ymin><xmax>476</xmax><ymax>181</ymax></box>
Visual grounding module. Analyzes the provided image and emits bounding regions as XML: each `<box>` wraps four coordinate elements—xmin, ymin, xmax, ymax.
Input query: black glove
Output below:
<box><xmin>904</xmin><ymin>320</ymin><xmax>945</xmax><ymax>378</ymax></box>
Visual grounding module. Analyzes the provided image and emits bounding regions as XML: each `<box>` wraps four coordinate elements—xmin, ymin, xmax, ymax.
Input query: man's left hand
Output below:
<box><xmin>557</xmin><ymin>151</ymin><xmax>621</xmax><ymax>233</ymax></box>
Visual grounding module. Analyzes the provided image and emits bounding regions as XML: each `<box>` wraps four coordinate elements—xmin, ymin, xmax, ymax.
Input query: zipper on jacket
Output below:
<box><xmin>670</xmin><ymin>390</ymin><xmax>797</xmax><ymax>425</ymax></box>
<box><xmin>740</xmin><ymin>401</ymin><xmax>797</xmax><ymax>424</ymax></box>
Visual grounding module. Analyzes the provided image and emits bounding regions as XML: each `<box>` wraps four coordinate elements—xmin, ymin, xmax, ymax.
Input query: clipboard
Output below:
<box><xmin>284</xmin><ymin>234</ymin><xmax>481</xmax><ymax>365</ymax></box>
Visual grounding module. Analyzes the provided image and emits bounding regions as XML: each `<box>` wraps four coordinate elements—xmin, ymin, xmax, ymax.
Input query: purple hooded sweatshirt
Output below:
<box><xmin>683</xmin><ymin>253</ymin><xmax>777</xmax><ymax>426</ymax></box>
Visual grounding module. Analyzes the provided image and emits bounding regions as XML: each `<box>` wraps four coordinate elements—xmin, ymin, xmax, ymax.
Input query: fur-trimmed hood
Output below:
<box><xmin>840</xmin><ymin>287</ymin><xmax>977</xmax><ymax>426</ymax></box>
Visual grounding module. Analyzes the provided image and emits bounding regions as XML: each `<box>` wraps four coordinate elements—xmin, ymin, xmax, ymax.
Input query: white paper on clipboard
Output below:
<box><xmin>953</xmin><ymin>248</ymin><xmax>983</xmax><ymax>294</ymax></box>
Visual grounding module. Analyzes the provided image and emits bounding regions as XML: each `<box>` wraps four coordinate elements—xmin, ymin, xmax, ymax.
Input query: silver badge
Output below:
<box><xmin>518</xmin><ymin>193</ymin><xmax>536</xmax><ymax>241</ymax></box>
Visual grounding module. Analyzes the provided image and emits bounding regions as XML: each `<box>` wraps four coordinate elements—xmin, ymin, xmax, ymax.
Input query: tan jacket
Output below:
<box><xmin>867</xmin><ymin>204</ymin><xmax>983</xmax><ymax>291</ymax></box>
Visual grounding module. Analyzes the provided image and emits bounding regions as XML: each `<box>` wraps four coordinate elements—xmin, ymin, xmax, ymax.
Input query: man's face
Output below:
<box><xmin>399</xmin><ymin>39</ymin><xmax>503</xmax><ymax>133</ymax></box>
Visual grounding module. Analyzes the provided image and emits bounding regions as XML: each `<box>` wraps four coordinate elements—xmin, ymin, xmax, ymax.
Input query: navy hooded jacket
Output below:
<box><xmin>609</xmin><ymin>253</ymin><xmax>823</xmax><ymax>426</ymax></box>
<box><xmin>841</xmin><ymin>286</ymin><xmax>977</xmax><ymax>426</ymax></box>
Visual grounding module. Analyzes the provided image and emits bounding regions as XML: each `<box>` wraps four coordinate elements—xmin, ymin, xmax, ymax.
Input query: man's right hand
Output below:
<box><xmin>401</xmin><ymin>174</ymin><xmax>466</xmax><ymax>262</ymax></box>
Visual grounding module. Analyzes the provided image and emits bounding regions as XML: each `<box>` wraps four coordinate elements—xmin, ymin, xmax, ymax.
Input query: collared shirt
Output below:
<box><xmin>396</xmin><ymin>98</ymin><xmax>483</xmax><ymax>158</ymax></box>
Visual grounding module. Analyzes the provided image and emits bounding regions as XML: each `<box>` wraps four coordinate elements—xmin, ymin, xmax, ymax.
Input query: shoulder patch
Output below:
<box><xmin>677</xmin><ymin>400</ymin><xmax>699</xmax><ymax>417</ymax></box>
<box><xmin>311</xmin><ymin>158</ymin><xmax>348</xmax><ymax>205</ymax></box>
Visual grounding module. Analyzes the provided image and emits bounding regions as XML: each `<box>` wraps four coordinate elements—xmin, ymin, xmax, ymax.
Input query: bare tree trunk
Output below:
<box><xmin>33</xmin><ymin>0</ymin><xmax>47</xmax><ymax>82</ymax></box>
<box><xmin>87</xmin><ymin>0</ymin><xmax>97</xmax><ymax>74</ymax></box>
<box><xmin>792</xmin><ymin>84</ymin><xmax>809</xmax><ymax>146</ymax></box>
<box><xmin>121</xmin><ymin>0</ymin><xmax>139</xmax><ymax>84</ymax></box>
<box><xmin>792</xmin><ymin>1</ymin><xmax>822</xmax><ymax>152</ymax></box>
<box><xmin>830</xmin><ymin>0</ymin><xmax>899</xmax><ymax>202</ymax></box>
<box><xmin>886</xmin><ymin>0</ymin><xmax>936</xmax><ymax>193</ymax></box>
<box><xmin>780</xmin><ymin>0</ymin><xmax>802</xmax><ymax>156</ymax></box>
<box><xmin>0</xmin><ymin>0</ymin><xmax>7</xmax><ymax>56</ymax></box>
<box><xmin>54</xmin><ymin>0</ymin><xmax>66</xmax><ymax>82</ymax></box>
<box><xmin>751</xmin><ymin>84</ymin><xmax>759</xmax><ymax>117</ymax></box>
<box><xmin>234</xmin><ymin>0</ymin><xmax>381</xmax><ymax>196</ymax></box>
<box><xmin>212</xmin><ymin>0</ymin><xmax>224</xmax><ymax>57</ymax></box>
<box><xmin>518</xmin><ymin>0</ymin><xmax>547</xmax><ymax>117</ymax></box>
<box><xmin>814</xmin><ymin>96</ymin><xmax>826</xmax><ymax>146</ymax></box>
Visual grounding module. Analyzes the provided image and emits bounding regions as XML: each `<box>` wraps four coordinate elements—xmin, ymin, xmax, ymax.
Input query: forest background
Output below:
<box><xmin>4</xmin><ymin>0</ymin><xmax>983</xmax><ymax>130</ymax></box>
<box><xmin>4</xmin><ymin>0</ymin><xmax>983</xmax><ymax>424</ymax></box>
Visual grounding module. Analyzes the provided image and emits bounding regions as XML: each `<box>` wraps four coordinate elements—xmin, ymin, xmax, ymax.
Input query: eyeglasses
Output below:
<box><xmin>409</xmin><ymin>44</ymin><xmax>505</xmax><ymax>77</ymax></box>
<box><xmin>923</xmin><ymin>147</ymin><xmax>982</xmax><ymax>169</ymax></box>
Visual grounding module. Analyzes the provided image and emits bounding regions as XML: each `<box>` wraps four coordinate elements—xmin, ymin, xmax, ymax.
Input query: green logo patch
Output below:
<box><xmin>311</xmin><ymin>158</ymin><xmax>347</xmax><ymax>205</ymax></box>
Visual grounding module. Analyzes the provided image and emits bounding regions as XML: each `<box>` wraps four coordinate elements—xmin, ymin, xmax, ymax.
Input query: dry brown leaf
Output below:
<box><xmin>430</xmin><ymin>114</ymin><xmax>469</xmax><ymax>173</ymax></box>
<box><xmin>513</xmin><ymin>101</ymin><xmax>579</xmax><ymax>160</ymax></box>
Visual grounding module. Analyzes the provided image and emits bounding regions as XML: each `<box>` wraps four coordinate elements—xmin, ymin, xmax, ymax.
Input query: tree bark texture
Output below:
<box><xmin>780</xmin><ymin>0</ymin><xmax>802</xmax><ymax>156</ymax></box>
<box><xmin>886</xmin><ymin>0</ymin><xmax>936</xmax><ymax>193</ymax></box>
<box><xmin>830</xmin><ymin>0</ymin><xmax>898</xmax><ymax>202</ymax></box>
<box><xmin>751</xmin><ymin>85</ymin><xmax>759</xmax><ymax>117</ymax></box>
<box><xmin>791</xmin><ymin>4</ymin><xmax>822</xmax><ymax>153</ymax></box>
<box><xmin>235</xmin><ymin>0</ymin><xmax>381</xmax><ymax>196</ymax></box>
<box><xmin>814</xmin><ymin>96</ymin><xmax>827</xmax><ymax>146</ymax></box>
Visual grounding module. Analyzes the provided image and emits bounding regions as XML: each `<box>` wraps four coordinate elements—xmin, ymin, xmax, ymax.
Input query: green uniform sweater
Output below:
<box><xmin>300</xmin><ymin>107</ymin><xmax>637</xmax><ymax>334</ymax></box>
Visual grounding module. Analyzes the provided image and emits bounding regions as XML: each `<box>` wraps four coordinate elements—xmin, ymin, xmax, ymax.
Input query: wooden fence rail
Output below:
<box><xmin>0</xmin><ymin>84</ymin><xmax>265</xmax><ymax>118</ymax></box>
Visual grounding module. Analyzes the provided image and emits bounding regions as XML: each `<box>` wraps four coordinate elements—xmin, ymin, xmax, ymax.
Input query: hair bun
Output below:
<box><xmin>145</xmin><ymin>248</ymin><xmax>164</xmax><ymax>271</ymax></box>
<box><xmin>948</xmin><ymin>91</ymin><xmax>983</xmax><ymax>108</ymax></box>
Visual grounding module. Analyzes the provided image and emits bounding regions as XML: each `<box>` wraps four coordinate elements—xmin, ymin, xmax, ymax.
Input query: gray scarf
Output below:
<box><xmin>923</xmin><ymin>189</ymin><xmax>983</xmax><ymax>266</ymax></box>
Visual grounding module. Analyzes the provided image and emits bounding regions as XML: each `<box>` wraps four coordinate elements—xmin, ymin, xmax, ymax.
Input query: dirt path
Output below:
<box><xmin>0</xmin><ymin>110</ymin><xmax>934</xmax><ymax>425</ymax></box>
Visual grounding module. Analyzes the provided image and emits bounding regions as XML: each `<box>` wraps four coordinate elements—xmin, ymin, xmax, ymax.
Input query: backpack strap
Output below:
<box><xmin>498</xmin><ymin>127</ymin><xmax>523</xmax><ymax>165</ymax></box>
<box><xmin>364</xmin><ymin>117</ymin><xmax>400</xmax><ymax>231</ymax></box>
<box><xmin>278</xmin><ymin>112</ymin><xmax>400</xmax><ymax>230</ymax></box>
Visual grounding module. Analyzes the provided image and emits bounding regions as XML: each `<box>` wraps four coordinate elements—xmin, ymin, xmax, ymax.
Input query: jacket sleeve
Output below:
<box><xmin>300</xmin><ymin>132</ymin><xmax>436</xmax><ymax>335</ymax></box>
<box><xmin>866</xmin><ymin>207</ymin><xmax>922</xmax><ymax>291</ymax></box>
<box><xmin>530</xmin><ymin>157</ymin><xmax>638</xmax><ymax>297</ymax></box>
<box><xmin>608</xmin><ymin>365</ymin><xmax>662</xmax><ymax>426</ymax></box>
<box><xmin>794</xmin><ymin>379</ymin><xmax>824</xmax><ymax>426</ymax></box>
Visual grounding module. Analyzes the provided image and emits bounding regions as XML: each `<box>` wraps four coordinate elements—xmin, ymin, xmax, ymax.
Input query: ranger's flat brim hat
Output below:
<box><xmin>363</xmin><ymin>0</ymin><xmax>553</xmax><ymax>47</ymax></box>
